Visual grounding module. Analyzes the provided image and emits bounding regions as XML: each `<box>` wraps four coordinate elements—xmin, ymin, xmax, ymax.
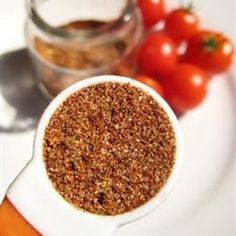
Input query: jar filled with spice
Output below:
<box><xmin>25</xmin><ymin>0</ymin><xmax>143</xmax><ymax>98</ymax></box>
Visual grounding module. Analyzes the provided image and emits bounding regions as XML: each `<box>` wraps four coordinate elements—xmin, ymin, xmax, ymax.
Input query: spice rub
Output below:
<box><xmin>43</xmin><ymin>83</ymin><xmax>176</xmax><ymax>215</ymax></box>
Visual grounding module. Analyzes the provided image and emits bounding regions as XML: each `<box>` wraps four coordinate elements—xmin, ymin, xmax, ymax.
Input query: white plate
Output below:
<box><xmin>1</xmin><ymin>0</ymin><xmax>236</xmax><ymax>235</ymax></box>
<box><xmin>5</xmin><ymin>69</ymin><xmax>236</xmax><ymax>236</ymax></box>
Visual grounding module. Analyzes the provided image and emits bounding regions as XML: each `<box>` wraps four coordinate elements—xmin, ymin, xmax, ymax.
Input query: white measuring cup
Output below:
<box><xmin>32</xmin><ymin>75</ymin><xmax>183</xmax><ymax>236</ymax></box>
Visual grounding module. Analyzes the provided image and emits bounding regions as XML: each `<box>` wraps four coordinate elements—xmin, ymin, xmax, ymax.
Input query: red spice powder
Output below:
<box><xmin>43</xmin><ymin>82</ymin><xmax>176</xmax><ymax>215</ymax></box>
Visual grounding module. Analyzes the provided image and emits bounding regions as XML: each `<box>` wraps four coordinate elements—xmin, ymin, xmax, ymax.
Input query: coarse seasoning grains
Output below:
<box><xmin>34</xmin><ymin>21</ymin><xmax>130</xmax><ymax>70</ymax></box>
<box><xmin>43</xmin><ymin>83</ymin><xmax>176</xmax><ymax>215</ymax></box>
<box><xmin>33</xmin><ymin>20</ymin><xmax>136</xmax><ymax>96</ymax></box>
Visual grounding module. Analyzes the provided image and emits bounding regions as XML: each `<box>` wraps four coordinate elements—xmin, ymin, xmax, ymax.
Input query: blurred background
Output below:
<box><xmin>0</xmin><ymin>0</ymin><xmax>235</xmax><ymax>235</ymax></box>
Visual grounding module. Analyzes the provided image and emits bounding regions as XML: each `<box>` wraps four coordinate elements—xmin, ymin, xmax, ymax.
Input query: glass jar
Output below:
<box><xmin>25</xmin><ymin>0</ymin><xmax>143</xmax><ymax>98</ymax></box>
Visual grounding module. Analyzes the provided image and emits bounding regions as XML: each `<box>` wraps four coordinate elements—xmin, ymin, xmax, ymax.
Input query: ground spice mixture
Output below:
<box><xmin>33</xmin><ymin>20</ymin><xmax>136</xmax><ymax>96</ymax></box>
<box><xmin>34</xmin><ymin>20</ymin><xmax>131</xmax><ymax>70</ymax></box>
<box><xmin>43</xmin><ymin>83</ymin><xmax>176</xmax><ymax>215</ymax></box>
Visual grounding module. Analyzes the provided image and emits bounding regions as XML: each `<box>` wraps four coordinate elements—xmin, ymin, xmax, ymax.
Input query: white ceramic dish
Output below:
<box><xmin>1</xmin><ymin>0</ymin><xmax>235</xmax><ymax>235</ymax></box>
<box><xmin>6</xmin><ymin>69</ymin><xmax>236</xmax><ymax>236</ymax></box>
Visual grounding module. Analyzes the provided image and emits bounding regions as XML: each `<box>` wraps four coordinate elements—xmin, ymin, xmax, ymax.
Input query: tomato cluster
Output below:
<box><xmin>135</xmin><ymin>0</ymin><xmax>235</xmax><ymax>114</ymax></box>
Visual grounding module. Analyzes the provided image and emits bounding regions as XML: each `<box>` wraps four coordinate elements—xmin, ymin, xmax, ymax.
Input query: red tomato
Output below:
<box><xmin>184</xmin><ymin>30</ymin><xmax>235</xmax><ymax>74</ymax></box>
<box><xmin>135</xmin><ymin>75</ymin><xmax>164</xmax><ymax>96</ymax></box>
<box><xmin>138</xmin><ymin>33</ymin><xmax>177</xmax><ymax>77</ymax></box>
<box><xmin>162</xmin><ymin>64</ymin><xmax>208</xmax><ymax>112</ymax></box>
<box><xmin>138</xmin><ymin>0</ymin><xmax>166</xmax><ymax>28</ymax></box>
<box><xmin>165</xmin><ymin>8</ymin><xmax>199</xmax><ymax>43</ymax></box>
